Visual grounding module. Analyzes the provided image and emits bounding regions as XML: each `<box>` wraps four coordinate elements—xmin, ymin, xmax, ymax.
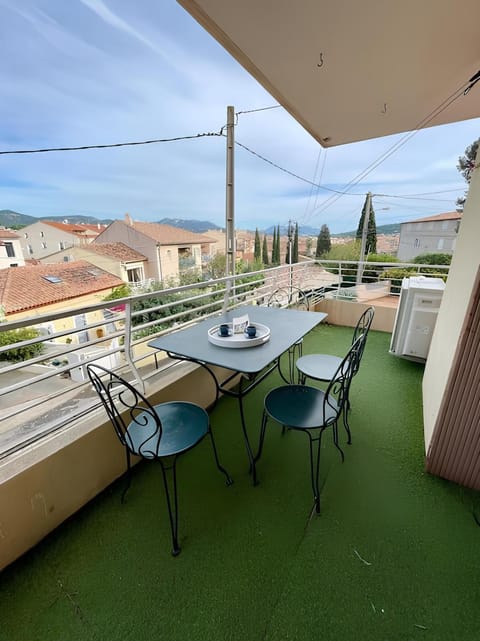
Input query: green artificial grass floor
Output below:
<box><xmin>1</xmin><ymin>326</ymin><xmax>479</xmax><ymax>641</ymax></box>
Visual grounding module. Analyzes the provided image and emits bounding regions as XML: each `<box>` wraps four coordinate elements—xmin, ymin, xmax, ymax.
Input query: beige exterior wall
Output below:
<box><xmin>41</xmin><ymin>247</ymin><xmax>122</xmax><ymax>277</ymax></box>
<box><xmin>19</xmin><ymin>222</ymin><xmax>92</xmax><ymax>260</ymax></box>
<box><xmin>314</xmin><ymin>299</ymin><xmax>397</xmax><ymax>333</ymax></box>
<box><xmin>95</xmin><ymin>221</ymin><xmax>160</xmax><ymax>281</ymax></box>
<box><xmin>397</xmin><ymin>218</ymin><xmax>460</xmax><ymax>261</ymax></box>
<box><xmin>0</xmin><ymin>363</ymin><xmax>228</xmax><ymax>570</ymax></box>
<box><xmin>39</xmin><ymin>247</ymin><xmax>145</xmax><ymax>284</ymax></box>
<box><xmin>0</xmin><ymin>236</ymin><xmax>25</xmax><ymax>268</ymax></box>
<box><xmin>159</xmin><ymin>243</ymin><xmax>203</xmax><ymax>282</ymax></box>
<box><xmin>7</xmin><ymin>291</ymin><xmax>117</xmax><ymax>343</ymax></box>
<box><xmin>423</xmin><ymin>162</ymin><xmax>480</xmax><ymax>452</ymax></box>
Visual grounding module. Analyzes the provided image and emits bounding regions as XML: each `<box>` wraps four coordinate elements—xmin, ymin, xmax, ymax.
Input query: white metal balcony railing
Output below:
<box><xmin>0</xmin><ymin>259</ymin><xmax>450</xmax><ymax>459</ymax></box>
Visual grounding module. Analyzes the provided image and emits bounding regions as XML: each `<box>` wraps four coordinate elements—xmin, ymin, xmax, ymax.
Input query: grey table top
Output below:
<box><xmin>148</xmin><ymin>305</ymin><xmax>327</xmax><ymax>374</ymax></box>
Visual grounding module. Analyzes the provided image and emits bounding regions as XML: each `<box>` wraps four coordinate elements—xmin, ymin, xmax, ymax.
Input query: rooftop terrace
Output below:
<box><xmin>1</xmin><ymin>325</ymin><xmax>478</xmax><ymax>641</ymax></box>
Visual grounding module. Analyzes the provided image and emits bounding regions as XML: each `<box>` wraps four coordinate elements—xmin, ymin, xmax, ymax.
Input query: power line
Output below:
<box><xmin>0</xmin><ymin>132</ymin><xmax>223</xmax><ymax>155</ymax></box>
<box><xmin>374</xmin><ymin>193</ymin><xmax>459</xmax><ymax>202</ymax></box>
<box><xmin>303</xmin><ymin>73</ymin><xmax>478</xmax><ymax>219</ymax></box>
<box><xmin>235</xmin><ymin>105</ymin><xmax>281</xmax><ymax>117</ymax></box>
<box><xmin>234</xmin><ymin>139</ymin><xmax>365</xmax><ymax>195</ymax></box>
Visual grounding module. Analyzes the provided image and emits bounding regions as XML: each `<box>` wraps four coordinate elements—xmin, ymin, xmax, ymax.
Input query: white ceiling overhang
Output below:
<box><xmin>178</xmin><ymin>0</ymin><xmax>480</xmax><ymax>147</ymax></box>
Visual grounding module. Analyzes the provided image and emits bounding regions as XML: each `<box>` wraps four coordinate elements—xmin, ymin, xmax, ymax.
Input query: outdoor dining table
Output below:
<box><xmin>148</xmin><ymin>304</ymin><xmax>327</xmax><ymax>475</ymax></box>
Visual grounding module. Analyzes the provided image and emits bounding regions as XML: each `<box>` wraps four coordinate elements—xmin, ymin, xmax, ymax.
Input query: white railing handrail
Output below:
<box><xmin>0</xmin><ymin>259</ymin><xmax>450</xmax><ymax>458</ymax></box>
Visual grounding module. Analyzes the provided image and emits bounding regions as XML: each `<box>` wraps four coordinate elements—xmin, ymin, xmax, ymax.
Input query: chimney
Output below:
<box><xmin>125</xmin><ymin>213</ymin><xmax>133</xmax><ymax>226</ymax></box>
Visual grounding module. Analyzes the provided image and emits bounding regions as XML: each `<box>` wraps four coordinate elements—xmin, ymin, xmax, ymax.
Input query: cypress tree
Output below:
<box><xmin>293</xmin><ymin>222</ymin><xmax>299</xmax><ymax>263</ymax></box>
<box><xmin>356</xmin><ymin>194</ymin><xmax>377</xmax><ymax>255</ymax></box>
<box><xmin>275</xmin><ymin>225</ymin><xmax>281</xmax><ymax>264</ymax></box>
<box><xmin>262</xmin><ymin>235</ymin><xmax>269</xmax><ymax>265</ymax></box>
<box><xmin>316</xmin><ymin>224</ymin><xmax>331</xmax><ymax>257</ymax></box>
<box><xmin>254</xmin><ymin>228</ymin><xmax>261</xmax><ymax>262</ymax></box>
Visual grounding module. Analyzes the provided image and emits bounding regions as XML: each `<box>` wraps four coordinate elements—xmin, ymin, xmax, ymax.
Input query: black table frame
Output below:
<box><xmin>148</xmin><ymin>305</ymin><xmax>327</xmax><ymax>474</ymax></box>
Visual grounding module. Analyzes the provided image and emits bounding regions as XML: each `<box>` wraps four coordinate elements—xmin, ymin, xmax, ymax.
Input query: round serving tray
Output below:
<box><xmin>208</xmin><ymin>322</ymin><xmax>271</xmax><ymax>348</ymax></box>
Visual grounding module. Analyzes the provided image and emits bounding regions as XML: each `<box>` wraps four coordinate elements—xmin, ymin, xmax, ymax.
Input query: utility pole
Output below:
<box><xmin>288</xmin><ymin>220</ymin><xmax>294</xmax><ymax>295</ymax></box>
<box><xmin>357</xmin><ymin>191</ymin><xmax>372</xmax><ymax>285</ymax></box>
<box><xmin>224</xmin><ymin>106</ymin><xmax>235</xmax><ymax>308</ymax></box>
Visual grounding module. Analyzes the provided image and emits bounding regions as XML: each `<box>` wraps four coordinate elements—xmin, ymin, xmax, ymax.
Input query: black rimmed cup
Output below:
<box><xmin>245</xmin><ymin>325</ymin><xmax>257</xmax><ymax>338</ymax></box>
<box><xmin>219</xmin><ymin>324</ymin><xmax>230</xmax><ymax>337</ymax></box>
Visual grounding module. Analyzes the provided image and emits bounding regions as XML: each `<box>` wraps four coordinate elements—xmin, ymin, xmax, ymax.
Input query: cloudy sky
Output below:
<box><xmin>1</xmin><ymin>0</ymin><xmax>479</xmax><ymax>233</ymax></box>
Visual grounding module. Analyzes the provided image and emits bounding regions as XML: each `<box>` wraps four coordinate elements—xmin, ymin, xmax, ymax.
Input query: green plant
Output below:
<box><xmin>367</xmin><ymin>253</ymin><xmax>399</xmax><ymax>263</ymax></box>
<box><xmin>380</xmin><ymin>267</ymin><xmax>416</xmax><ymax>294</ymax></box>
<box><xmin>102</xmin><ymin>284</ymin><xmax>132</xmax><ymax>301</ymax></box>
<box><xmin>0</xmin><ymin>328</ymin><xmax>45</xmax><ymax>362</ymax></box>
<box><xmin>412</xmin><ymin>253</ymin><xmax>452</xmax><ymax>266</ymax></box>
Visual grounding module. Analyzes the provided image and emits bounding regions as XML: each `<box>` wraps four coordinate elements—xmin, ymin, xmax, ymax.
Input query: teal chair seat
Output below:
<box><xmin>264</xmin><ymin>385</ymin><xmax>339</xmax><ymax>429</ymax></box>
<box><xmin>296</xmin><ymin>306</ymin><xmax>375</xmax><ymax>444</ymax></box>
<box><xmin>87</xmin><ymin>364</ymin><xmax>232</xmax><ymax>556</ymax></box>
<box><xmin>254</xmin><ymin>336</ymin><xmax>363</xmax><ymax>514</ymax></box>
<box><xmin>127</xmin><ymin>402</ymin><xmax>210</xmax><ymax>458</ymax></box>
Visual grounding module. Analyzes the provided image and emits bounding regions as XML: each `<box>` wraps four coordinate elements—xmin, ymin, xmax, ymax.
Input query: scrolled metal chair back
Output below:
<box><xmin>267</xmin><ymin>286</ymin><xmax>310</xmax><ymax>310</ymax></box>
<box><xmin>87</xmin><ymin>363</ymin><xmax>163</xmax><ymax>459</ymax></box>
<box><xmin>351</xmin><ymin>306</ymin><xmax>375</xmax><ymax>374</ymax></box>
<box><xmin>323</xmin><ymin>334</ymin><xmax>364</xmax><ymax>421</ymax></box>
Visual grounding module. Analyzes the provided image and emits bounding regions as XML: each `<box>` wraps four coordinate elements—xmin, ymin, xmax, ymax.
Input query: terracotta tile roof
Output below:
<box><xmin>44</xmin><ymin>221</ymin><xmax>102</xmax><ymax>235</ymax></box>
<box><xmin>0</xmin><ymin>260</ymin><xmax>124</xmax><ymax>314</ymax></box>
<box><xmin>403</xmin><ymin>211</ymin><xmax>462</xmax><ymax>224</ymax></box>
<box><xmin>86</xmin><ymin>242</ymin><xmax>146</xmax><ymax>262</ymax></box>
<box><xmin>131</xmin><ymin>221</ymin><xmax>215</xmax><ymax>245</ymax></box>
<box><xmin>0</xmin><ymin>229</ymin><xmax>20</xmax><ymax>239</ymax></box>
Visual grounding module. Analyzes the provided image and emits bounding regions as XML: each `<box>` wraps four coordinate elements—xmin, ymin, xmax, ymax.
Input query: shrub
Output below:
<box><xmin>413</xmin><ymin>253</ymin><xmax>452</xmax><ymax>265</ymax></box>
<box><xmin>0</xmin><ymin>328</ymin><xmax>45</xmax><ymax>362</ymax></box>
<box><xmin>379</xmin><ymin>267</ymin><xmax>416</xmax><ymax>294</ymax></box>
<box><xmin>367</xmin><ymin>253</ymin><xmax>399</xmax><ymax>263</ymax></box>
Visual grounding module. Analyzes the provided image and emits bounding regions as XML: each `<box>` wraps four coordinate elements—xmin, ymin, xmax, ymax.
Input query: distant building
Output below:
<box><xmin>376</xmin><ymin>234</ymin><xmax>399</xmax><ymax>255</ymax></box>
<box><xmin>397</xmin><ymin>212</ymin><xmax>461</xmax><ymax>261</ymax></box>
<box><xmin>0</xmin><ymin>228</ymin><xmax>25</xmax><ymax>269</ymax></box>
<box><xmin>93</xmin><ymin>214</ymin><xmax>216</xmax><ymax>283</ymax></box>
<box><xmin>18</xmin><ymin>220</ymin><xmax>105</xmax><ymax>260</ymax></box>
<box><xmin>0</xmin><ymin>260</ymin><xmax>124</xmax><ymax>341</ymax></box>
<box><xmin>40</xmin><ymin>242</ymin><xmax>148</xmax><ymax>286</ymax></box>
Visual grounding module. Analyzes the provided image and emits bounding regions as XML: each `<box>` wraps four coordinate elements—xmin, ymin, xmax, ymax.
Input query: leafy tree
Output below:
<box><xmin>356</xmin><ymin>195</ymin><xmax>377</xmax><ymax>254</ymax></box>
<box><xmin>315</xmin><ymin>224</ymin><xmax>331</xmax><ymax>257</ymax></box>
<box><xmin>206</xmin><ymin>253</ymin><xmax>227</xmax><ymax>279</ymax></box>
<box><xmin>0</xmin><ymin>328</ymin><xmax>45</xmax><ymax>362</ymax></box>
<box><xmin>254</xmin><ymin>228</ymin><xmax>261</xmax><ymax>262</ymax></box>
<box><xmin>324</xmin><ymin>240</ymin><xmax>361</xmax><ymax>261</ymax></box>
<box><xmin>262</xmin><ymin>235</ymin><xmax>269</xmax><ymax>265</ymax></box>
<box><xmin>456</xmin><ymin>137</ymin><xmax>480</xmax><ymax>210</ymax></box>
<box><xmin>412</xmin><ymin>253</ymin><xmax>452</xmax><ymax>265</ymax></box>
<box><xmin>102</xmin><ymin>284</ymin><xmax>132</xmax><ymax>301</ymax></box>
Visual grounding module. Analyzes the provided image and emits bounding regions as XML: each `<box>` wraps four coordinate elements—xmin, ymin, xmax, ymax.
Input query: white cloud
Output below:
<box><xmin>79</xmin><ymin>0</ymin><xmax>163</xmax><ymax>55</ymax></box>
<box><xmin>0</xmin><ymin>0</ymin><xmax>477</xmax><ymax>234</ymax></box>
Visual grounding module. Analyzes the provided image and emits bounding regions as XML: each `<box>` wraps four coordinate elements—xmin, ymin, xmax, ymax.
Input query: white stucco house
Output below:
<box><xmin>93</xmin><ymin>214</ymin><xmax>216</xmax><ymax>283</ymax></box>
<box><xmin>18</xmin><ymin>220</ymin><xmax>104</xmax><ymax>260</ymax></box>
<box><xmin>397</xmin><ymin>212</ymin><xmax>462</xmax><ymax>261</ymax></box>
<box><xmin>0</xmin><ymin>228</ymin><xmax>26</xmax><ymax>269</ymax></box>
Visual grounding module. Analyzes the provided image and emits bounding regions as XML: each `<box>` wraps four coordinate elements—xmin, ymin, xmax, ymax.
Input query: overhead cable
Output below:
<box><xmin>0</xmin><ymin>132</ymin><xmax>223</xmax><ymax>155</ymax></box>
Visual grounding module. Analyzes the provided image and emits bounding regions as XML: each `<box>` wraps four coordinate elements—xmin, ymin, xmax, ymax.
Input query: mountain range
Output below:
<box><xmin>0</xmin><ymin>210</ymin><xmax>399</xmax><ymax>237</ymax></box>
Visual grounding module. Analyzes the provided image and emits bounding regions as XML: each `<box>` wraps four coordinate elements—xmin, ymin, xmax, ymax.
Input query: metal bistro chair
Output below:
<box><xmin>295</xmin><ymin>306</ymin><xmax>375</xmax><ymax>444</ymax></box>
<box><xmin>253</xmin><ymin>336</ymin><xmax>363</xmax><ymax>514</ymax></box>
<box><xmin>267</xmin><ymin>286</ymin><xmax>310</xmax><ymax>383</ymax></box>
<box><xmin>87</xmin><ymin>364</ymin><xmax>232</xmax><ymax>556</ymax></box>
